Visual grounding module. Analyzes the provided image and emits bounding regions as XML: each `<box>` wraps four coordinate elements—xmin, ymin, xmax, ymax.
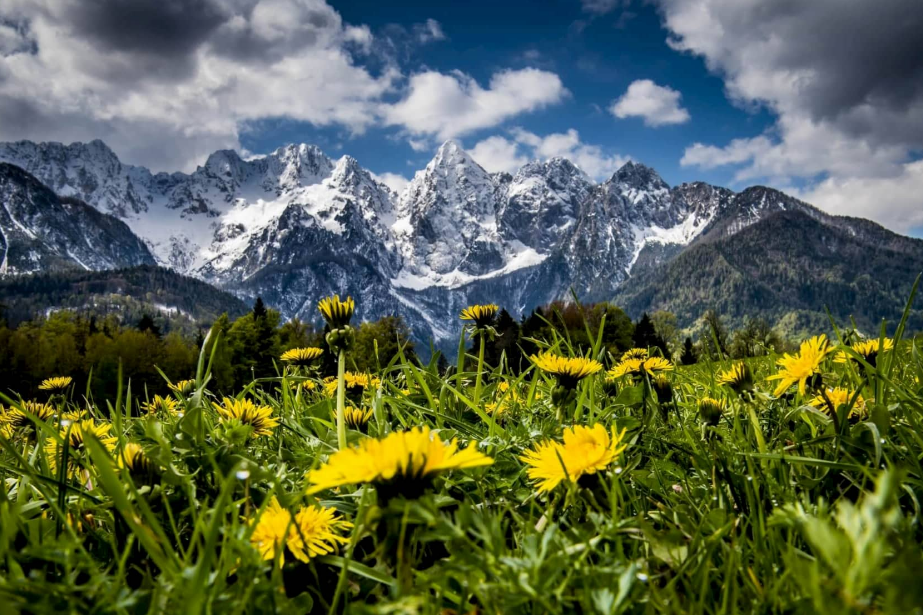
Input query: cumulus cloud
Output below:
<box><xmin>796</xmin><ymin>161</ymin><xmax>923</xmax><ymax>233</ymax></box>
<box><xmin>371</xmin><ymin>171</ymin><xmax>411</xmax><ymax>195</ymax></box>
<box><xmin>383</xmin><ymin>68</ymin><xmax>568</xmax><ymax>140</ymax></box>
<box><xmin>658</xmin><ymin>0</ymin><xmax>923</xmax><ymax>232</ymax></box>
<box><xmin>0</xmin><ymin>0</ymin><xmax>399</xmax><ymax>170</ymax></box>
<box><xmin>0</xmin><ymin>2</ymin><xmax>556</xmax><ymax>173</ymax></box>
<box><xmin>468</xmin><ymin>136</ymin><xmax>530</xmax><ymax>174</ymax></box>
<box><xmin>610</xmin><ymin>79</ymin><xmax>690</xmax><ymax>126</ymax></box>
<box><xmin>468</xmin><ymin>128</ymin><xmax>628</xmax><ymax>180</ymax></box>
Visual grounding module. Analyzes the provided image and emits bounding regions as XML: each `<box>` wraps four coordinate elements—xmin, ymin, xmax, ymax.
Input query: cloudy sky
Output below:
<box><xmin>1</xmin><ymin>0</ymin><xmax>921</xmax><ymax>234</ymax></box>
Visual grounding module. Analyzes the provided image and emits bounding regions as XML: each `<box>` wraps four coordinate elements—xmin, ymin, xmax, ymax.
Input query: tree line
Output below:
<box><xmin>0</xmin><ymin>295</ymin><xmax>796</xmax><ymax>400</ymax></box>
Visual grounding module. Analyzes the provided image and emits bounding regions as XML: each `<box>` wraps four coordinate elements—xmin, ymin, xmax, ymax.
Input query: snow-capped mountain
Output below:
<box><xmin>0</xmin><ymin>163</ymin><xmax>154</xmax><ymax>275</ymax></box>
<box><xmin>0</xmin><ymin>137</ymin><xmax>843</xmax><ymax>347</ymax></box>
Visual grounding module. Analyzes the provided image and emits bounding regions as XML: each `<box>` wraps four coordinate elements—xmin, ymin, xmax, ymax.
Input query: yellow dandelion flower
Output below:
<box><xmin>343</xmin><ymin>406</ymin><xmax>373</xmax><ymax>429</ymax></box>
<box><xmin>280</xmin><ymin>347</ymin><xmax>324</xmax><ymax>366</ymax></box>
<box><xmin>717</xmin><ymin>362</ymin><xmax>754</xmax><ymax>394</ymax></box>
<box><xmin>519</xmin><ymin>424</ymin><xmax>628</xmax><ymax>493</ymax></box>
<box><xmin>766</xmin><ymin>335</ymin><xmax>831</xmax><ymax>397</ymax></box>
<box><xmin>460</xmin><ymin>304</ymin><xmax>499</xmax><ymax>328</ymax></box>
<box><xmin>607</xmin><ymin>356</ymin><xmax>674</xmax><ymax>380</ymax></box>
<box><xmin>324</xmin><ymin>372</ymin><xmax>379</xmax><ymax>397</ymax></box>
<box><xmin>1</xmin><ymin>401</ymin><xmax>55</xmax><ymax>428</ymax></box>
<box><xmin>213</xmin><ymin>398</ymin><xmax>280</xmax><ymax>437</ymax></box>
<box><xmin>142</xmin><ymin>395</ymin><xmax>179</xmax><ymax>415</ymax></box>
<box><xmin>118</xmin><ymin>443</ymin><xmax>160</xmax><ymax>483</ymax></box>
<box><xmin>621</xmin><ymin>348</ymin><xmax>649</xmax><ymax>362</ymax></box>
<box><xmin>168</xmin><ymin>379</ymin><xmax>196</xmax><ymax>396</ymax></box>
<box><xmin>834</xmin><ymin>338</ymin><xmax>894</xmax><ymax>367</ymax></box>
<box><xmin>0</xmin><ymin>422</ymin><xmax>12</xmax><ymax>440</ymax></box>
<box><xmin>289</xmin><ymin>379</ymin><xmax>317</xmax><ymax>392</ymax></box>
<box><xmin>531</xmin><ymin>352</ymin><xmax>603</xmax><ymax>385</ymax></box>
<box><xmin>38</xmin><ymin>376</ymin><xmax>72</xmax><ymax>391</ymax></box>
<box><xmin>249</xmin><ymin>496</ymin><xmax>351</xmax><ymax>565</ymax></box>
<box><xmin>45</xmin><ymin>419</ymin><xmax>117</xmax><ymax>476</ymax></box>
<box><xmin>809</xmin><ymin>387</ymin><xmax>868</xmax><ymax>419</ymax></box>
<box><xmin>698</xmin><ymin>397</ymin><xmax>726</xmax><ymax>426</ymax></box>
<box><xmin>318</xmin><ymin>295</ymin><xmax>355</xmax><ymax>329</ymax></box>
<box><xmin>61</xmin><ymin>409</ymin><xmax>89</xmax><ymax>422</ymax></box>
<box><xmin>306</xmin><ymin>426</ymin><xmax>493</xmax><ymax>497</ymax></box>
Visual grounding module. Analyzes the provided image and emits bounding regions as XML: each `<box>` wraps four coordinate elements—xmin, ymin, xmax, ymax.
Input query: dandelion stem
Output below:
<box><xmin>474</xmin><ymin>332</ymin><xmax>486</xmax><ymax>408</ymax></box>
<box><xmin>336</xmin><ymin>348</ymin><xmax>347</xmax><ymax>450</ymax></box>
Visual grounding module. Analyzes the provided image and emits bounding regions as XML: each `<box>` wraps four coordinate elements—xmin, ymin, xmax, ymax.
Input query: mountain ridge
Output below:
<box><xmin>1</xmin><ymin>138</ymin><xmax>920</xmax><ymax>347</ymax></box>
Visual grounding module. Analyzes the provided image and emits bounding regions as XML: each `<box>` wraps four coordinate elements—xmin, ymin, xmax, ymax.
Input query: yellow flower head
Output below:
<box><xmin>280</xmin><ymin>347</ymin><xmax>324</xmax><ymax>366</ymax></box>
<box><xmin>698</xmin><ymin>397</ymin><xmax>726</xmax><ymax>426</ymax></box>
<box><xmin>607</xmin><ymin>356</ymin><xmax>674</xmax><ymax>380</ymax></box>
<box><xmin>45</xmin><ymin>419</ymin><xmax>117</xmax><ymax>476</ymax></box>
<box><xmin>343</xmin><ymin>406</ymin><xmax>374</xmax><ymax>429</ymax></box>
<box><xmin>306</xmin><ymin>426</ymin><xmax>493</xmax><ymax>499</ymax></box>
<box><xmin>213</xmin><ymin>398</ymin><xmax>280</xmax><ymax>437</ymax></box>
<box><xmin>460</xmin><ymin>304</ymin><xmax>499</xmax><ymax>328</ymax></box>
<box><xmin>61</xmin><ymin>409</ymin><xmax>89</xmax><ymax>422</ymax></box>
<box><xmin>621</xmin><ymin>348</ymin><xmax>649</xmax><ymax>362</ymax></box>
<box><xmin>519</xmin><ymin>424</ymin><xmax>628</xmax><ymax>493</ymax></box>
<box><xmin>1</xmin><ymin>401</ymin><xmax>55</xmax><ymax>428</ymax></box>
<box><xmin>38</xmin><ymin>376</ymin><xmax>72</xmax><ymax>391</ymax></box>
<box><xmin>324</xmin><ymin>372</ymin><xmax>380</xmax><ymax>397</ymax></box>
<box><xmin>142</xmin><ymin>395</ymin><xmax>179</xmax><ymax>415</ymax></box>
<box><xmin>809</xmin><ymin>387</ymin><xmax>868</xmax><ymax>419</ymax></box>
<box><xmin>318</xmin><ymin>295</ymin><xmax>355</xmax><ymax>329</ymax></box>
<box><xmin>249</xmin><ymin>496</ymin><xmax>352</xmax><ymax>566</ymax></box>
<box><xmin>766</xmin><ymin>335</ymin><xmax>831</xmax><ymax>397</ymax></box>
<box><xmin>834</xmin><ymin>338</ymin><xmax>894</xmax><ymax>367</ymax></box>
<box><xmin>531</xmin><ymin>352</ymin><xmax>603</xmax><ymax>388</ymax></box>
<box><xmin>717</xmin><ymin>362</ymin><xmax>754</xmax><ymax>394</ymax></box>
<box><xmin>168</xmin><ymin>379</ymin><xmax>196</xmax><ymax>396</ymax></box>
<box><xmin>0</xmin><ymin>422</ymin><xmax>12</xmax><ymax>440</ymax></box>
<box><xmin>118</xmin><ymin>443</ymin><xmax>160</xmax><ymax>483</ymax></box>
<box><xmin>289</xmin><ymin>379</ymin><xmax>317</xmax><ymax>392</ymax></box>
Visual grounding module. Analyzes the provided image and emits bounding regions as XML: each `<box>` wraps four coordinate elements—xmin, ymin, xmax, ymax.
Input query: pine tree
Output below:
<box><xmin>680</xmin><ymin>337</ymin><xmax>698</xmax><ymax>365</ymax></box>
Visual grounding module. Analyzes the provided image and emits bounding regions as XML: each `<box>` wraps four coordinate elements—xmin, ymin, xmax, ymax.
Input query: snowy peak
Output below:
<box><xmin>499</xmin><ymin>156</ymin><xmax>593</xmax><ymax>251</ymax></box>
<box><xmin>0</xmin><ymin>162</ymin><xmax>154</xmax><ymax>275</ymax></box>
<box><xmin>264</xmin><ymin>143</ymin><xmax>334</xmax><ymax>189</ymax></box>
<box><xmin>611</xmin><ymin>160</ymin><xmax>668</xmax><ymax>191</ymax></box>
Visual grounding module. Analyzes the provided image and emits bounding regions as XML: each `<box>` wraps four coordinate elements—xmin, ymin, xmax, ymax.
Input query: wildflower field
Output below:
<box><xmin>2</xmin><ymin>292</ymin><xmax>923</xmax><ymax>614</ymax></box>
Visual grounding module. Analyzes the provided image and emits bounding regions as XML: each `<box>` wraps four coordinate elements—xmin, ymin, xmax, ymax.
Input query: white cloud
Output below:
<box><xmin>468</xmin><ymin>136</ymin><xmax>529</xmax><ymax>174</ymax></box>
<box><xmin>657</xmin><ymin>0</ymin><xmax>923</xmax><ymax>232</ymax></box>
<box><xmin>610</xmin><ymin>79</ymin><xmax>691</xmax><ymax>127</ymax></box>
<box><xmin>795</xmin><ymin>161</ymin><xmax>923</xmax><ymax>234</ymax></box>
<box><xmin>371</xmin><ymin>171</ymin><xmax>411</xmax><ymax>194</ymax></box>
<box><xmin>0</xmin><ymin>2</ymin><xmax>556</xmax><ymax>174</ymax></box>
<box><xmin>0</xmin><ymin>0</ymin><xmax>400</xmax><ymax>171</ymax></box>
<box><xmin>413</xmin><ymin>19</ymin><xmax>445</xmax><ymax>44</ymax></box>
<box><xmin>468</xmin><ymin>128</ymin><xmax>628</xmax><ymax>180</ymax></box>
<box><xmin>383</xmin><ymin>68</ymin><xmax>568</xmax><ymax>140</ymax></box>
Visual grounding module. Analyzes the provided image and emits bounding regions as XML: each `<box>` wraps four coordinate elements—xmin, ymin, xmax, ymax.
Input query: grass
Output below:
<box><xmin>1</xmin><ymin>303</ymin><xmax>923</xmax><ymax>614</ymax></box>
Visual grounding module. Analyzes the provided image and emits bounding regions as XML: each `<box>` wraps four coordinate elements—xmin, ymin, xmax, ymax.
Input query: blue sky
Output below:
<box><xmin>239</xmin><ymin>0</ymin><xmax>775</xmax><ymax>191</ymax></box>
<box><xmin>1</xmin><ymin>0</ymin><xmax>920</xmax><ymax>234</ymax></box>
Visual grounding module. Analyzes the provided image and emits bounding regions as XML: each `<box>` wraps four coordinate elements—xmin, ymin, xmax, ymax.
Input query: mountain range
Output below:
<box><xmin>1</xmin><ymin>138</ymin><xmax>921</xmax><ymax>347</ymax></box>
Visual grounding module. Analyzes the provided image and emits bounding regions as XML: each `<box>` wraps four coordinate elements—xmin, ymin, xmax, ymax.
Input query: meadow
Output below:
<box><xmin>1</xmin><ymin>291</ymin><xmax>923</xmax><ymax>614</ymax></box>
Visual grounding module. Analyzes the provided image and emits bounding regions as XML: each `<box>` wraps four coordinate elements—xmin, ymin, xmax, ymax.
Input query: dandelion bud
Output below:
<box><xmin>698</xmin><ymin>397</ymin><xmax>726</xmax><ymax>427</ymax></box>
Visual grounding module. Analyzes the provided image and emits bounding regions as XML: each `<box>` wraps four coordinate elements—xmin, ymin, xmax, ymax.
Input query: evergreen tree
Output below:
<box><xmin>483</xmin><ymin>309</ymin><xmax>523</xmax><ymax>373</ymax></box>
<box><xmin>680</xmin><ymin>336</ymin><xmax>698</xmax><ymax>365</ymax></box>
<box><xmin>633</xmin><ymin>313</ymin><xmax>670</xmax><ymax>357</ymax></box>
<box><xmin>137</xmin><ymin>314</ymin><xmax>161</xmax><ymax>337</ymax></box>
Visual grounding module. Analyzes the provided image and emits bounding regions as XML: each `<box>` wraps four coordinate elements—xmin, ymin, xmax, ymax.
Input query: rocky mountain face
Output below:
<box><xmin>0</xmin><ymin>163</ymin><xmax>154</xmax><ymax>275</ymax></box>
<box><xmin>613</xmin><ymin>208</ymin><xmax>923</xmax><ymax>335</ymax></box>
<box><xmin>2</xmin><ymin>138</ymin><xmax>918</xmax><ymax>349</ymax></box>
